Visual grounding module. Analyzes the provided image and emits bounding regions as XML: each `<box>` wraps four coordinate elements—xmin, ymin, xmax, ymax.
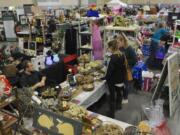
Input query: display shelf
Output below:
<box><xmin>103</xmin><ymin>24</ymin><xmax>140</xmax><ymax>57</ymax></box>
<box><xmin>79</xmin><ymin>44</ymin><xmax>92</xmax><ymax>51</ymax></box>
<box><xmin>104</xmin><ymin>25</ymin><xmax>139</xmax><ymax>32</ymax></box>
<box><xmin>79</xmin><ymin>30</ymin><xmax>92</xmax><ymax>35</ymax></box>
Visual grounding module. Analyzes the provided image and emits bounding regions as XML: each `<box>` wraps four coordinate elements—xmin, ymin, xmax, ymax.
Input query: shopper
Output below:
<box><xmin>19</xmin><ymin>60</ymin><xmax>46</xmax><ymax>91</ymax></box>
<box><xmin>147</xmin><ymin>22</ymin><xmax>169</xmax><ymax>69</ymax></box>
<box><xmin>117</xmin><ymin>33</ymin><xmax>137</xmax><ymax>104</ymax></box>
<box><xmin>105</xmin><ymin>40</ymin><xmax>126</xmax><ymax>118</ymax></box>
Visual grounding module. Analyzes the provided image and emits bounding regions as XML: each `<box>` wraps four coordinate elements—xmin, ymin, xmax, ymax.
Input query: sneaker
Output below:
<box><xmin>122</xmin><ymin>99</ymin><xmax>128</xmax><ymax>104</ymax></box>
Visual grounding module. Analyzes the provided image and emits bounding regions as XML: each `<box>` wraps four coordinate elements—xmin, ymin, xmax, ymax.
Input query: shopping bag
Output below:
<box><xmin>125</xmin><ymin>57</ymin><xmax>133</xmax><ymax>81</ymax></box>
<box><xmin>156</xmin><ymin>46</ymin><xmax>165</xmax><ymax>59</ymax></box>
<box><xmin>143</xmin><ymin>77</ymin><xmax>152</xmax><ymax>92</ymax></box>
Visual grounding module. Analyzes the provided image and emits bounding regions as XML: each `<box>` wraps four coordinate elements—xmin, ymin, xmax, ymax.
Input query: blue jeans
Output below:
<box><xmin>124</xmin><ymin>81</ymin><xmax>133</xmax><ymax>99</ymax></box>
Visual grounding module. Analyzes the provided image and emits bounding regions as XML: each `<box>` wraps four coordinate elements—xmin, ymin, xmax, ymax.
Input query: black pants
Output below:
<box><xmin>107</xmin><ymin>83</ymin><xmax>123</xmax><ymax>118</ymax></box>
<box><xmin>147</xmin><ymin>40</ymin><xmax>158</xmax><ymax>68</ymax></box>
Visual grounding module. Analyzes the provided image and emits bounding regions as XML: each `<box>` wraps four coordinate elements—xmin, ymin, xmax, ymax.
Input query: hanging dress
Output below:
<box><xmin>92</xmin><ymin>23</ymin><xmax>103</xmax><ymax>60</ymax></box>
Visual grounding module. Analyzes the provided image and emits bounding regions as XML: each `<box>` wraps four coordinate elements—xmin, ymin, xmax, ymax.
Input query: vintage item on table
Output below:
<box><xmin>96</xmin><ymin>123</ymin><xmax>124</xmax><ymax>135</ymax></box>
<box><xmin>58</xmin><ymin>100</ymin><xmax>69</xmax><ymax>111</ymax></box>
<box><xmin>77</xmin><ymin>65</ymin><xmax>92</xmax><ymax>75</ymax></box>
<box><xmin>78</xmin><ymin>54</ymin><xmax>91</xmax><ymax>63</ymax></box>
<box><xmin>67</xmin><ymin>73</ymin><xmax>76</xmax><ymax>87</ymax></box>
<box><xmin>41</xmin><ymin>87</ymin><xmax>58</xmax><ymax>98</ymax></box>
<box><xmin>93</xmin><ymin>72</ymin><xmax>105</xmax><ymax>81</ymax></box>
<box><xmin>137</xmin><ymin>121</ymin><xmax>152</xmax><ymax>135</ymax></box>
<box><xmin>41</xmin><ymin>98</ymin><xmax>57</xmax><ymax>110</ymax></box>
<box><xmin>76</xmin><ymin>75</ymin><xmax>84</xmax><ymax>85</ymax></box>
<box><xmin>63</xmin><ymin>103</ymin><xmax>88</xmax><ymax>121</ymax></box>
<box><xmin>82</xmin><ymin>116</ymin><xmax>102</xmax><ymax>135</ymax></box>
<box><xmin>77</xmin><ymin>60</ymin><xmax>103</xmax><ymax>75</ymax></box>
<box><xmin>76</xmin><ymin>75</ymin><xmax>94</xmax><ymax>91</ymax></box>
<box><xmin>59</xmin><ymin>86</ymin><xmax>72</xmax><ymax>101</ymax></box>
<box><xmin>86</xmin><ymin>60</ymin><xmax>103</xmax><ymax>70</ymax></box>
<box><xmin>76</xmin><ymin>75</ymin><xmax>94</xmax><ymax>85</ymax></box>
<box><xmin>123</xmin><ymin>126</ymin><xmax>138</xmax><ymax>135</ymax></box>
<box><xmin>83</xmin><ymin>83</ymin><xmax>94</xmax><ymax>91</ymax></box>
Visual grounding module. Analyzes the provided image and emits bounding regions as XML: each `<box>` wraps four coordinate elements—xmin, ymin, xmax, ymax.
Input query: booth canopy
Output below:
<box><xmin>107</xmin><ymin>0</ymin><xmax>127</xmax><ymax>7</ymax></box>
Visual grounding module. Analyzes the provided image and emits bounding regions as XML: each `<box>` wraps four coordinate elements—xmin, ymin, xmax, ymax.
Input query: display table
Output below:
<box><xmin>60</xmin><ymin>80</ymin><xmax>107</xmax><ymax>108</ymax></box>
<box><xmin>71</xmin><ymin>80</ymin><xmax>107</xmax><ymax>108</ymax></box>
<box><xmin>94</xmin><ymin>112</ymin><xmax>131</xmax><ymax>130</ymax></box>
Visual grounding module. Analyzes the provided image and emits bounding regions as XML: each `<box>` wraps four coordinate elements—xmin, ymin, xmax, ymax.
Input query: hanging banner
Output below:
<box><xmin>37</xmin><ymin>0</ymin><xmax>60</xmax><ymax>6</ymax></box>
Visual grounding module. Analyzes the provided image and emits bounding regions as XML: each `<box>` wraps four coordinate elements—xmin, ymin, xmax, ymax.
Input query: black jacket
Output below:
<box><xmin>105</xmin><ymin>53</ymin><xmax>126</xmax><ymax>85</ymax></box>
<box><xmin>120</xmin><ymin>46</ymin><xmax>137</xmax><ymax>69</ymax></box>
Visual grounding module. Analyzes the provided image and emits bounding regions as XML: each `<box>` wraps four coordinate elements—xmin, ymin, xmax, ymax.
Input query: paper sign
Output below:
<box><xmin>33</xmin><ymin>107</ymin><xmax>82</xmax><ymax>135</ymax></box>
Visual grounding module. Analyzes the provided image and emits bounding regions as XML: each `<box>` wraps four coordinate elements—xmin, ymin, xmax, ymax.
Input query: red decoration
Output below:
<box><xmin>0</xmin><ymin>75</ymin><xmax>11</xmax><ymax>96</ymax></box>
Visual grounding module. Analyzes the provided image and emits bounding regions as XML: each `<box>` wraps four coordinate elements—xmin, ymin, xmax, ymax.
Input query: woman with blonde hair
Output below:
<box><xmin>117</xmin><ymin>33</ymin><xmax>137</xmax><ymax>104</ymax></box>
<box><xmin>104</xmin><ymin>39</ymin><xmax>126</xmax><ymax>118</ymax></box>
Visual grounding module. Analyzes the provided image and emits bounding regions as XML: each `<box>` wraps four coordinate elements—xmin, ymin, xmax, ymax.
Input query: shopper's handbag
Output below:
<box><xmin>156</xmin><ymin>46</ymin><xmax>165</xmax><ymax>59</ymax></box>
<box><xmin>125</xmin><ymin>57</ymin><xmax>133</xmax><ymax>81</ymax></box>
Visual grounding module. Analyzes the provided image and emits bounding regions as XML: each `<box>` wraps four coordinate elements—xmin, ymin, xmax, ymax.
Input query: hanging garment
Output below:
<box><xmin>65</xmin><ymin>28</ymin><xmax>77</xmax><ymax>54</ymax></box>
<box><xmin>92</xmin><ymin>24</ymin><xmax>103</xmax><ymax>60</ymax></box>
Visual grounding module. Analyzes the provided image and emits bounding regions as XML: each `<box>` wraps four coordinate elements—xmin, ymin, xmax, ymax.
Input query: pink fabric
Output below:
<box><xmin>143</xmin><ymin>78</ymin><xmax>152</xmax><ymax>92</ymax></box>
<box><xmin>153</xmin><ymin>121</ymin><xmax>171</xmax><ymax>135</ymax></box>
<box><xmin>92</xmin><ymin>24</ymin><xmax>103</xmax><ymax>60</ymax></box>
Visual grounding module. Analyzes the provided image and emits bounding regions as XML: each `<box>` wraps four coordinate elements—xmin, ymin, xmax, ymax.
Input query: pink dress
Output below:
<box><xmin>92</xmin><ymin>24</ymin><xmax>103</xmax><ymax>60</ymax></box>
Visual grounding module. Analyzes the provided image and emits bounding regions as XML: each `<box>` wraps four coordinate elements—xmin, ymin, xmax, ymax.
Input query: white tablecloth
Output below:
<box><xmin>72</xmin><ymin>80</ymin><xmax>107</xmax><ymax>108</ymax></box>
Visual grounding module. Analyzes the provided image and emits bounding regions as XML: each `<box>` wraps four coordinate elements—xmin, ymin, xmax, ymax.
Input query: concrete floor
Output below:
<box><xmin>88</xmin><ymin>90</ymin><xmax>152</xmax><ymax>125</ymax></box>
<box><xmin>88</xmin><ymin>81</ymin><xmax>180</xmax><ymax>134</ymax></box>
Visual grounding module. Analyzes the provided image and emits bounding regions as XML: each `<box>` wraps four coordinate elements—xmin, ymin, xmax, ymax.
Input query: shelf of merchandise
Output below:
<box><xmin>78</xmin><ymin>20</ymin><xmax>93</xmax><ymax>56</ymax></box>
<box><xmin>103</xmin><ymin>24</ymin><xmax>140</xmax><ymax>56</ymax></box>
<box><xmin>172</xmin><ymin>20</ymin><xmax>180</xmax><ymax>48</ymax></box>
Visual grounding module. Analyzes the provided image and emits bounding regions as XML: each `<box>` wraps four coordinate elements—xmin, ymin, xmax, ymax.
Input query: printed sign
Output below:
<box><xmin>33</xmin><ymin>107</ymin><xmax>82</xmax><ymax>135</ymax></box>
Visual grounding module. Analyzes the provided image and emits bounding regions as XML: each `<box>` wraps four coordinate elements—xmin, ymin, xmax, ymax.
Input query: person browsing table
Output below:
<box><xmin>105</xmin><ymin>40</ymin><xmax>127</xmax><ymax>118</ymax></box>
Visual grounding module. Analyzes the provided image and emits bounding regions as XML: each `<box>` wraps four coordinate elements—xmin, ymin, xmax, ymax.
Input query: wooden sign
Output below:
<box><xmin>33</xmin><ymin>107</ymin><xmax>82</xmax><ymax>135</ymax></box>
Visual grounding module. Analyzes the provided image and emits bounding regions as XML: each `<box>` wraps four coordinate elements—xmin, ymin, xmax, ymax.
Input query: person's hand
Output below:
<box><xmin>35</xmin><ymin>82</ymin><xmax>44</xmax><ymax>88</ymax></box>
<box><xmin>40</xmin><ymin>80</ymin><xmax>45</xmax><ymax>87</ymax></box>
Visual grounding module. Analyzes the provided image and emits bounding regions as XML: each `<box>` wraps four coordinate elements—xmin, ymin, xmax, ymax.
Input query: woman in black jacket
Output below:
<box><xmin>105</xmin><ymin>40</ymin><xmax>127</xmax><ymax>118</ymax></box>
<box><xmin>117</xmin><ymin>33</ymin><xmax>137</xmax><ymax>104</ymax></box>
